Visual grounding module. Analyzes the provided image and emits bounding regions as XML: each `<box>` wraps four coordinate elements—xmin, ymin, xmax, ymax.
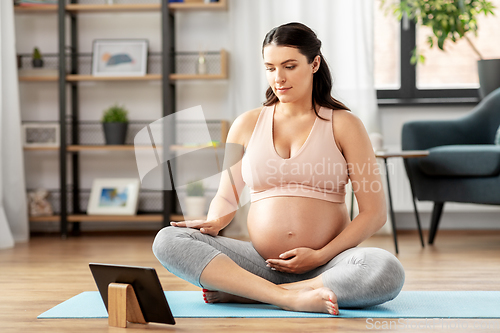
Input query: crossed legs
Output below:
<box><xmin>200</xmin><ymin>253</ymin><xmax>338</xmax><ymax>315</ymax></box>
<box><xmin>152</xmin><ymin>227</ymin><xmax>404</xmax><ymax>314</ymax></box>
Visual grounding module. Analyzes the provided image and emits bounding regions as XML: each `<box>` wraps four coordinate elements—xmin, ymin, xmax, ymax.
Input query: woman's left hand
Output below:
<box><xmin>265</xmin><ymin>247</ymin><xmax>321</xmax><ymax>274</ymax></box>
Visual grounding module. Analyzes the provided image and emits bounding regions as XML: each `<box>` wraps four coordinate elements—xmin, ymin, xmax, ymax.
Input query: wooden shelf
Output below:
<box><xmin>66</xmin><ymin>4</ymin><xmax>161</xmax><ymax>13</ymax></box>
<box><xmin>66</xmin><ymin>74</ymin><xmax>162</xmax><ymax>82</ymax></box>
<box><xmin>30</xmin><ymin>214</ymin><xmax>185</xmax><ymax>223</ymax></box>
<box><xmin>29</xmin><ymin>215</ymin><xmax>60</xmax><ymax>223</ymax></box>
<box><xmin>169</xmin><ymin>0</ymin><xmax>227</xmax><ymax>11</ymax></box>
<box><xmin>14</xmin><ymin>5</ymin><xmax>57</xmax><ymax>13</ymax></box>
<box><xmin>67</xmin><ymin>145</ymin><xmax>135</xmax><ymax>152</ymax></box>
<box><xmin>15</xmin><ymin>1</ymin><xmax>227</xmax><ymax>14</ymax></box>
<box><xmin>170</xmin><ymin>144</ymin><xmax>220</xmax><ymax>150</ymax></box>
<box><xmin>65</xmin><ymin>73</ymin><xmax>228</xmax><ymax>82</ymax></box>
<box><xmin>68</xmin><ymin>214</ymin><xmax>186</xmax><ymax>222</ymax></box>
<box><xmin>19</xmin><ymin>76</ymin><xmax>58</xmax><ymax>82</ymax></box>
<box><xmin>67</xmin><ymin>144</ymin><xmax>226</xmax><ymax>152</ymax></box>
<box><xmin>68</xmin><ymin>214</ymin><xmax>163</xmax><ymax>222</ymax></box>
<box><xmin>169</xmin><ymin>74</ymin><xmax>226</xmax><ymax>80</ymax></box>
<box><xmin>66</xmin><ymin>49</ymin><xmax>226</xmax><ymax>81</ymax></box>
<box><xmin>24</xmin><ymin>146</ymin><xmax>59</xmax><ymax>151</ymax></box>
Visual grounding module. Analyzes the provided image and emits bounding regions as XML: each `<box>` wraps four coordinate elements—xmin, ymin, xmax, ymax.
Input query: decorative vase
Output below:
<box><xmin>184</xmin><ymin>196</ymin><xmax>206</xmax><ymax>217</ymax></box>
<box><xmin>478</xmin><ymin>59</ymin><xmax>500</xmax><ymax>99</ymax></box>
<box><xmin>32</xmin><ymin>58</ymin><xmax>44</xmax><ymax>68</ymax></box>
<box><xmin>196</xmin><ymin>53</ymin><xmax>207</xmax><ymax>75</ymax></box>
<box><xmin>103</xmin><ymin>122</ymin><xmax>128</xmax><ymax>145</ymax></box>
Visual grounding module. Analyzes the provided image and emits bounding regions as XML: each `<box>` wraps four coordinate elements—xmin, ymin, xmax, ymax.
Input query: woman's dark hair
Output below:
<box><xmin>262</xmin><ymin>22</ymin><xmax>350</xmax><ymax>119</ymax></box>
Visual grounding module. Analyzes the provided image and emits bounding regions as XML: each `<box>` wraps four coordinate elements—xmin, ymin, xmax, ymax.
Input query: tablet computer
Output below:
<box><xmin>89</xmin><ymin>263</ymin><xmax>175</xmax><ymax>325</ymax></box>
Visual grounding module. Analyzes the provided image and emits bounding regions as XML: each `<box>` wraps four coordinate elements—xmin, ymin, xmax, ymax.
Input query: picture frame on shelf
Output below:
<box><xmin>22</xmin><ymin>123</ymin><xmax>60</xmax><ymax>148</ymax></box>
<box><xmin>87</xmin><ymin>178</ymin><xmax>140</xmax><ymax>215</ymax></box>
<box><xmin>91</xmin><ymin>39</ymin><xmax>148</xmax><ymax>77</ymax></box>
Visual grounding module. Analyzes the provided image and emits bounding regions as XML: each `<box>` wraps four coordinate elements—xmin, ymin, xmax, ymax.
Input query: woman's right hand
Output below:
<box><xmin>170</xmin><ymin>219</ymin><xmax>222</xmax><ymax>237</ymax></box>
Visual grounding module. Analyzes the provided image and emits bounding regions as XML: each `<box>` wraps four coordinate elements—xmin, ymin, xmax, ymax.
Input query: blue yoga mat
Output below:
<box><xmin>38</xmin><ymin>291</ymin><xmax>500</xmax><ymax>319</ymax></box>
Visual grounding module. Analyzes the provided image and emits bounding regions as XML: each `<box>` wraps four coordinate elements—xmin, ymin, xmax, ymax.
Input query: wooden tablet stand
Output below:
<box><xmin>107</xmin><ymin>283</ymin><xmax>147</xmax><ymax>328</ymax></box>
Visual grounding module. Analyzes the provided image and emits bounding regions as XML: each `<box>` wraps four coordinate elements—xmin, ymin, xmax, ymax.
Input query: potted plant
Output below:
<box><xmin>32</xmin><ymin>47</ymin><xmax>44</xmax><ymax>68</ymax></box>
<box><xmin>184</xmin><ymin>180</ymin><xmax>206</xmax><ymax>217</ymax></box>
<box><xmin>101</xmin><ymin>104</ymin><xmax>129</xmax><ymax>145</ymax></box>
<box><xmin>382</xmin><ymin>0</ymin><xmax>498</xmax><ymax>98</ymax></box>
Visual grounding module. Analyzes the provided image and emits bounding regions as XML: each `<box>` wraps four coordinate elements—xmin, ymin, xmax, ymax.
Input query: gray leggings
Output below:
<box><xmin>152</xmin><ymin>226</ymin><xmax>405</xmax><ymax>308</ymax></box>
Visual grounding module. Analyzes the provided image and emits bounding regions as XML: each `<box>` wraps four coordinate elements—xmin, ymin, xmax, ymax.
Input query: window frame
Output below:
<box><xmin>376</xmin><ymin>18</ymin><xmax>480</xmax><ymax>106</ymax></box>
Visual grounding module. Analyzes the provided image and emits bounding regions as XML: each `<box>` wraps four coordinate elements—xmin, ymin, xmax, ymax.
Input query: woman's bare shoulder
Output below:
<box><xmin>227</xmin><ymin>107</ymin><xmax>263</xmax><ymax>147</ymax></box>
<box><xmin>332</xmin><ymin>109</ymin><xmax>366</xmax><ymax>136</ymax></box>
<box><xmin>332</xmin><ymin>109</ymin><xmax>369</xmax><ymax>153</ymax></box>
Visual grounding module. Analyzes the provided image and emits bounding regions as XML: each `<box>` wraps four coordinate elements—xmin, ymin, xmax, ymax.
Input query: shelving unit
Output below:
<box><xmin>17</xmin><ymin>0</ymin><xmax>229</xmax><ymax>236</ymax></box>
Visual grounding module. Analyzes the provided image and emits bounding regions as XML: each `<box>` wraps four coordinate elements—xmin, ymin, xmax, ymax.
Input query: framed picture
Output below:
<box><xmin>91</xmin><ymin>39</ymin><xmax>148</xmax><ymax>77</ymax></box>
<box><xmin>87</xmin><ymin>178</ymin><xmax>140</xmax><ymax>215</ymax></box>
<box><xmin>22</xmin><ymin>123</ymin><xmax>60</xmax><ymax>148</ymax></box>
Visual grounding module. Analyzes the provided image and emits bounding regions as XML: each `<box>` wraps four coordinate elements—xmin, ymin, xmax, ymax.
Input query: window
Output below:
<box><xmin>416</xmin><ymin>0</ymin><xmax>500</xmax><ymax>89</ymax></box>
<box><xmin>374</xmin><ymin>0</ymin><xmax>500</xmax><ymax>103</ymax></box>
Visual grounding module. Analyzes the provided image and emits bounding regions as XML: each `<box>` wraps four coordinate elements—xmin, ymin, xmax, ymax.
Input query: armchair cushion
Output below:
<box><xmin>418</xmin><ymin>145</ymin><xmax>500</xmax><ymax>177</ymax></box>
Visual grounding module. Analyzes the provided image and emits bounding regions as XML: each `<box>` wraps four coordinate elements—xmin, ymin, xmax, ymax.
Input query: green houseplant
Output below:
<box><xmin>382</xmin><ymin>0</ymin><xmax>498</xmax><ymax>98</ymax></box>
<box><xmin>185</xmin><ymin>180</ymin><xmax>206</xmax><ymax>217</ymax></box>
<box><xmin>32</xmin><ymin>47</ymin><xmax>44</xmax><ymax>68</ymax></box>
<box><xmin>186</xmin><ymin>181</ymin><xmax>205</xmax><ymax>197</ymax></box>
<box><xmin>101</xmin><ymin>104</ymin><xmax>129</xmax><ymax>145</ymax></box>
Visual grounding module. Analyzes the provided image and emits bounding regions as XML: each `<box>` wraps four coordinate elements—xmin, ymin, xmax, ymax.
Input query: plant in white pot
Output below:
<box><xmin>184</xmin><ymin>180</ymin><xmax>206</xmax><ymax>218</ymax></box>
<box><xmin>382</xmin><ymin>0</ymin><xmax>498</xmax><ymax>98</ymax></box>
<box><xmin>101</xmin><ymin>104</ymin><xmax>129</xmax><ymax>145</ymax></box>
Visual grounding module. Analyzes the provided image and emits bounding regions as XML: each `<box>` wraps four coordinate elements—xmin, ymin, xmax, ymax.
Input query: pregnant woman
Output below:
<box><xmin>153</xmin><ymin>22</ymin><xmax>405</xmax><ymax>316</ymax></box>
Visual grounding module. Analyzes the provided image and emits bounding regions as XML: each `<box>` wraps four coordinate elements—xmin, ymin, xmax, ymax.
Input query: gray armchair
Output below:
<box><xmin>402</xmin><ymin>87</ymin><xmax>500</xmax><ymax>244</ymax></box>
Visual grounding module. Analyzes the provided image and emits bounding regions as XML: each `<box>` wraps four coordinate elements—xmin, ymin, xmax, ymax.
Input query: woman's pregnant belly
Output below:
<box><xmin>247</xmin><ymin>196</ymin><xmax>350</xmax><ymax>260</ymax></box>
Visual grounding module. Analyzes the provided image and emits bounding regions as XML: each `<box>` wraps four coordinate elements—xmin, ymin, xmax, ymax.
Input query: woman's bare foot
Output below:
<box><xmin>286</xmin><ymin>287</ymin><xmax>338</xmax><ymax>315</ymax></box>
<box><xmin>203</xmin><ymin>289</ymin><xmax>260</xmax><ymax>304</ymax></box>
<box><xmin>202</xmin><ymin>287</ymin><xmax>338</xmax><ymax>315</ymax></box>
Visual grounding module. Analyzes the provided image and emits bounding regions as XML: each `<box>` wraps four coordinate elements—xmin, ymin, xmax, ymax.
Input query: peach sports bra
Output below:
<box><xmin>241</xmin><ymin>105</ymin><xmax>349</xmax><ymax>203</ymax></box>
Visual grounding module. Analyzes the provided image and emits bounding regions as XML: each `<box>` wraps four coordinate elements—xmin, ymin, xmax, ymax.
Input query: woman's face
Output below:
<box><xmin>263</xmin><ymin>44</ymin><xmax>319</xmax><ymax>105</ymax></box>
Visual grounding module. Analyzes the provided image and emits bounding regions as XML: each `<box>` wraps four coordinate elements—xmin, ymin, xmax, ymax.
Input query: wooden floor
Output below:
<box><xmin>1</xmin><ymin>229</ymin><xmax>500</xmax><ymax>332</ymax></box>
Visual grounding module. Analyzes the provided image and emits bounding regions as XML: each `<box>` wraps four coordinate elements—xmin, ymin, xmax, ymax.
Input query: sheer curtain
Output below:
<box><xmin>0</xmin><ymin>0</ymin><xmax>29</xmax><ymax>249</ymax></box>
<box><xmin>228</xmin><ymin>0</ymin><xmax>379</xmax><ymax>130</ymax></box>
<box><xmin>223</xmin><ymin>0</ymin><xmax>389</xmax><ymax>237</ymax></box>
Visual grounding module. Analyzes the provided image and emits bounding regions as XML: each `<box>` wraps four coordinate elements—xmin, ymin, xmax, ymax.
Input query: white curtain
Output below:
<box><xmin>0</xmin><ymin>1</ymin><xmax>29</xmax><ymax>249</ymax></box>
<box><xmin>223</xmin><ymin>0</ymin><xmax>386</xmax><ymax>237</ymax></box>
<box><xmin>228</xmin><ymin>0</ymin><xmax>379</xmax><ymax>130</ymax></box>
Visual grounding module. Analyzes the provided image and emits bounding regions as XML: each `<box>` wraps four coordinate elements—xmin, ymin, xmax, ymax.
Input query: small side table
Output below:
<box><xmin>350</xmin><ymin>150</ymin><xmax>429</xmax><ymax>254</ymax></box>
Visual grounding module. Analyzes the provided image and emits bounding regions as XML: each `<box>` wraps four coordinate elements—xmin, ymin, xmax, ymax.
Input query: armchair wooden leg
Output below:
<box><xmin>428</xmin><ymin>202</ymin><xmax>445</xmax><ymax>245</ymax></box>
